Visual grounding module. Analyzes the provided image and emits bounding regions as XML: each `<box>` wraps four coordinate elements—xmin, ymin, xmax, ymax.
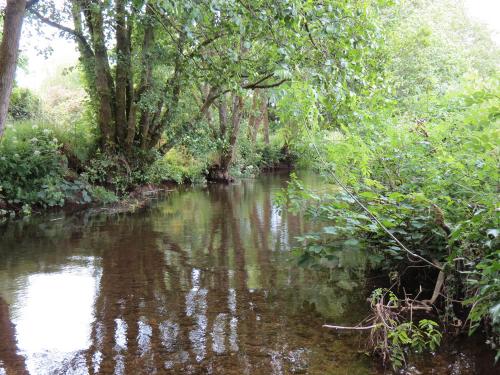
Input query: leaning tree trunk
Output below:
<box><xmin>209</xmin><ymin>93</ymin><xmax>243</xmax><ymax>182</ymax></box>
<box><xmin>260</xmin><ymin>92</ymin><xmax>269</xmax><ymax>145</ymax></box>
<box><xmin>249</xmin><ymin>89</ymin><xmax>261</xmax><ymax>143</ymax></box>
<box><xmin>0</xmin><ymin>0</ymin><xmax>28</xmax><ymax>138</ymax></box>
<box><xmin>221</xmin><ymin>94</ymin><xmax>244</xmax><ymax>172</ymax></box>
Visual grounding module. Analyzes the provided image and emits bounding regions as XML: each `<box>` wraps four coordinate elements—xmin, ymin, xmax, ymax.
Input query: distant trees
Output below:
<box><xmin>382</xmin><ymin>0</ymin><xmax>499</xmax><ymax>113</ymax></box>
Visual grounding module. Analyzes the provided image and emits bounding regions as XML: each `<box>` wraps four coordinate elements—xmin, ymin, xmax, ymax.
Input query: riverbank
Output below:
<box><xmin>0</xmin><ymin>121</ymin><xmax>293</xmax><ymax>221</ymax></box>
<box><xmin>0</xmin><ymin>119</ymin><xmax>299</xmax><ymax>221</ymax></box>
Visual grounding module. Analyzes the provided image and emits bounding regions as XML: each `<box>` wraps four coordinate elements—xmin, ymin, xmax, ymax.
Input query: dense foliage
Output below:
<box><xmin>8</xmin><ymin>86</ymin><xmax>41</xmax><ymax>120</ymax></box>
<box><xmin>279</xmin><ymin>0</ymin><xmax>499</xmax><ymax>369</ymax></box>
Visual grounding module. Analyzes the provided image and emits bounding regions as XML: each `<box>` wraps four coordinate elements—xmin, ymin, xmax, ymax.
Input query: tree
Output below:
<box><xmin>30</xmin><ymin>1</ymin><xmax>289</xmax><ymax>155</ymax></box>
<box><xmin>0</xmin><ymin>0</ymin><xmax>28</xmax><ymax>138</ymax></box>
<box><xmin>29</xmin><ymin>0</ymin><xmax>384</xmax><ymax>172</ymax></box>
<box><xmin>382</xmin><ymin>0</ymin><xmax>499</xmax><ymax>115</ymax></box>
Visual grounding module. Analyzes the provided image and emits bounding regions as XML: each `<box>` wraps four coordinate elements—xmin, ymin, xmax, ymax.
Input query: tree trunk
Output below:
<box><xmin>71</xmin><ymin>1</ymin><xmax>96</xmax><ymax>99</ymax></box>
<box><xmin>249</xmin><ymin>89</ymin><xmax>261</xmax><ymax>143</ymax></box>
<box><xmin>137</xmin><ymin>4</ymin><xmax>155</xmax><ymax>149</ymax></box>
<box><xmin>210</xmin><ymin>93</ymin><xmax>243</xmax><ymax>182</ymax></box>
<box><xmin>88</xmin><ymin>0</ymin><xmax>115</xmax><ymax>146</ymax></box>
<box><xmin>227</xmin><ymin>94</ymin><xmax>244</xmax><ymax>166</ymax></box>
<box><xmin>0</xmin><ymin>0</ymin><xmax>27</xmax><ymax>138</ymax></box>
<box><xmin>115</xmin><ymin>0</ymin><xmax>130</xmax><ymax>146</ymax></box>
<box><xmin>260</xmin><ymin>92</ymin><xmax>269</xmax><ymax>144</ymax></box>
<box><xmin>147</xmin><ymin>33</ymin><xmax>186</xmax><ymax>150</ymax></box>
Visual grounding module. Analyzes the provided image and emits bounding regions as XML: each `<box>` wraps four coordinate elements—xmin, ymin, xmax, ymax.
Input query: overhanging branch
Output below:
<box><xmin>26</xmin><ymin>0</ymin><xmax>41</xmax><ymax>10</ymax></box>
<box><xmin>201</xmin><ymin>74</ymin><xmax>288</xmax><ymax>110</ymax></box>
<box><xmin>246</xmin><ymin>79</ymin><xmax>288</xmax><ymax>89</ymax></box>
<box><xmin>29</xmin><ymin>9</ymin><xmax>94</xmax><ymax>58</ymax></box>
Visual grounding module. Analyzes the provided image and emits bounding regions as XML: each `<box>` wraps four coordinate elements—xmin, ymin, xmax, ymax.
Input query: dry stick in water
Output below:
<box><xmin>323</xmin><ymin>324</ymin><xmax>378</xmax><ymax>330</ymax></box>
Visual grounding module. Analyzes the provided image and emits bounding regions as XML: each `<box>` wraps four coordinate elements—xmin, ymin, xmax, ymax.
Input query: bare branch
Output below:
<box><xmin>26</xmin><ymin>0</ymin><xmax>40</xmax><ymax>10</ymax></box>
<box><xmin>323</xmin><ymin>324</ymin><xmax>378</xmax><ymax>330</ymax></box>
<box><xmin>247</xmin><ymin>79</ymin><xmax>288</xmax><ymax>89</ymax></box>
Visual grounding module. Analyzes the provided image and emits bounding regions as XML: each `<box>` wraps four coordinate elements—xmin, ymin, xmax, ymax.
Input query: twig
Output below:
<box><xmin>323</xmin><ymin>324</ymin><xmax>378</xmax><ymax>330</ymax></box>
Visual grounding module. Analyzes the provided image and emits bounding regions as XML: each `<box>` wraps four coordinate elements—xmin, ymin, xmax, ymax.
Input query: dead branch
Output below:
<box><xmin>323</xmin><ymin>324</ymin><xmax>378</xmax><ymax>330</ymax></box>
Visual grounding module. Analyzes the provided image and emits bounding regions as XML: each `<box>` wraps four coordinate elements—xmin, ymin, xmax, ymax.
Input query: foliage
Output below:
<box><xmin>8</xmin><ymin>87</ymin><xmax>42</xmax><ymax>120</ymax></box>
<box><xmin>368</xmin><ymin>288</ymin><xmax>442</xmax><ymax>370</ymax></box>
<box><xmin>384</xmin><ymin>319</ymin><xmax>442</xmax><ymax>370</ymax></box>
<box><xmin>465</xmin><ymin>251</ymin><xmax>500</xmax><ymax>362</ymax></box>
<box><xmin>284</xmin><ymin>78</ymin><xmax>499</xmax><ymax>362</ymax></box>
<box><xmin>27</xmin><ymin>0</ymin><xmax>386</xmax><ymax>164</ymax></box>
<box><xmin>38</xmin><ymin>65</ymin><xmax>90</xmax><ymax>129</ymax></box>
<box><xmin>274</xmin><ymin>81</ymin><xmax>320</xmax><ymax>150</ymax></box>
<box><xmin>232</xmin><ymin>139</ymin><xmax>289</xmax><ymax>177</ymax></box>
<box><xmin>146</xmin><ymin>148</ymin><xmax>207</xmax><ymax>184</ymax></box>
<box><xmin>382</xmin><ymin>0</ymin><xmax>499</xmax><ymax>115</ymax></box>
<box><xmin>278</xmin><ymin>0</ymin><xmax>499</xmax><ymax>368</ymax></box>
<box><xmin>0</xmin><ymin>122</ymin><xmax>92</xmax><ymax>211</ymax></box>
<box><xmin>88</xmin><ymin>185</ymin><xmax>119</xmax><ymax>205</ymax></box>
<box><xmin>50</xmin><ymin>116</ymin><xmax>96</xmax><ymax>165</ymax></box>
<box><xmin>82</xmin><ymin>151</ymin><xmax>135</xmax><ymax>195</ymax></box>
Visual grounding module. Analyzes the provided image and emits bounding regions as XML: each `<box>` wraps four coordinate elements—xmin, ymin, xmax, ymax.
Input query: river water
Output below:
<box><xmin>0</xmin><ymin>173</ymin><xmax>496</xmax><ymax>374</ymax></box>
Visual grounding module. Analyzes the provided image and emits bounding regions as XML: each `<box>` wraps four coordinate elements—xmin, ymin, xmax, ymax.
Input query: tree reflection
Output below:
<box><xmin>0</xmin><ymin>297</ymin><xmax>29</xmax><ymax>375</ymax></box>
<box><xmin>75</xmin><ymin>178</ymin><xmax>314</xmax><ymax>374</ymax></box>
<box><xmin>0</xmin><ymin>173</ymin><xmax>366</xmax><ymax>375</ymax></box>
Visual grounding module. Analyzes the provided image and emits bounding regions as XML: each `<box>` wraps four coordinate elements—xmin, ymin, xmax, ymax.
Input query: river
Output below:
<box><xmin>0</xmin><ymin>172</ymin><xmax>496</xmax><ymax>374</ymax></box>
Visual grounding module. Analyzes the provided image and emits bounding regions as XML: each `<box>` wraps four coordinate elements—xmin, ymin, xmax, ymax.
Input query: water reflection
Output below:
<box><xmin>0</xmin><ymin>173</ymin><xmax>493</xmax><ymax>374</ymax></box>
<box><xmin>16</xmin><ymin>267</ymin><xmax>98</xmax><ymax>374</ymax></box>
<box><xmin>0</xmin><ymin>297</ymin><xmax>28</xmax><ymax>375</ymax></box>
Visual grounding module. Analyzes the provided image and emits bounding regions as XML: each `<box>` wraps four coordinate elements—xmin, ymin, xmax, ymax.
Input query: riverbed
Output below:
<box><xmin>0</xmin><ymin>173</ymin><xmax>496</xmax><ymax>374</ymax></box>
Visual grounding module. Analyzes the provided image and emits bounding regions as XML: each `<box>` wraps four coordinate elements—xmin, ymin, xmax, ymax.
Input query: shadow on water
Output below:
<box><xmin>0</xmin><ymin>172</ymin><xmax>497</xmax><ymax>374</ymax></box>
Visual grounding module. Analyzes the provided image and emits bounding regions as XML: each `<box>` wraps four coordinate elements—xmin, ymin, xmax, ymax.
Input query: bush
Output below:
<box><xmin>146</xmin><ymin>148</ymin><xmax>206</xmax><ymax>184</ymax></box>
<box><xmin>48</xmin><ymin>117</ymin><xmax>96</xmax><ymax>166</ymax></box>
<box><xmin>82</xmin><ymin>151</ymin><xmax>134</xmax><ymax>194</ymax></box>
<box><xmin>8</xmin><ymin>87</ymin><xmax>42</xmax><ymax>120</ymax></box>
<box><xmin>233</xmin><ymin>137</ymin><xmax>290</xmax><ymax>177</ymax></box>
<box><xmin>0</xmin><ymin>123</ymin><xmax>67</xmax><ymax>208</ymax></box>
<box><xmin>89</xmin><ymin>185</ymin><xmax>119</xmax><ymax>204</ymax></box>
<box><xmin>256</xmin><ymin>142</ymin><xmax>287</xmax><ymax>168</ymax></box>
<box><xmin>0</xmin><ymin>121</ymin><xmax>98</xmax><ymax>215</ymax></box>
<box><xmin>282</xmin><ymin>75</ymin><xmax>499</xmax><ymax>367</ymax></box>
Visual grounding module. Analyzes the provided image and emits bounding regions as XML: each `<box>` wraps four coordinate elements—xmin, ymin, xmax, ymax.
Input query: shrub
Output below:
<box><xmin>50</xmin><ymin>117</ymin><xmax>96</xmax><ymax>166</ymax></box>
<box><xmin>89</xmin><ymin>185</ymin><xmax>119</xmax><ymax>204</ymax></box>
<box><xmin>8</xmin><ymin>87</ymin><xmax>42</xmax><ymax>120</ymax></box>
<box><xmin>146</xmin><ymin>148</ymin><xmax>206</xmax><ymax>184</ymax></box>
<box><xmin>282</xmin><ymin>75</ymin><xmax>499</xmax><ymax>368</ymax></box>
<box><xmin>0</xmin><ymin>123</ymin><xmax>67</xmax><ymax>208</ymax></box>
<box><xmin>82</xmin><ymin>151</ymin><xmax>133</xmax><ymax>195</ymax></box>
<box><xmin>0</xmin><ymin>121</ymin><xmax>97</xmax><ymax>215</ymax></box>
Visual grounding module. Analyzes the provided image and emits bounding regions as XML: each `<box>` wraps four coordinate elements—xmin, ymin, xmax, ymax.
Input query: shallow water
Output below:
<box><xmin>0</xmin><ymin>173</ymin><xmax>497</xmax><ymax>374</ymax></box>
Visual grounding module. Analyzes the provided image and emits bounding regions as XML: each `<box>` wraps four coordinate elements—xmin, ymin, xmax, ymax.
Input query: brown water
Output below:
<box><xmin>0</xmin><ymin>173</ymin><xmax>497</xmax><ymax>375</ymax></box>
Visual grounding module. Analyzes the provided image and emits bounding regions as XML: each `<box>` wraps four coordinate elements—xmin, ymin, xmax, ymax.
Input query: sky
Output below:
<box><xmin>5</xmin><ymin>0</ymin><xmax>500</xmax><ymax>90</ymax></box>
